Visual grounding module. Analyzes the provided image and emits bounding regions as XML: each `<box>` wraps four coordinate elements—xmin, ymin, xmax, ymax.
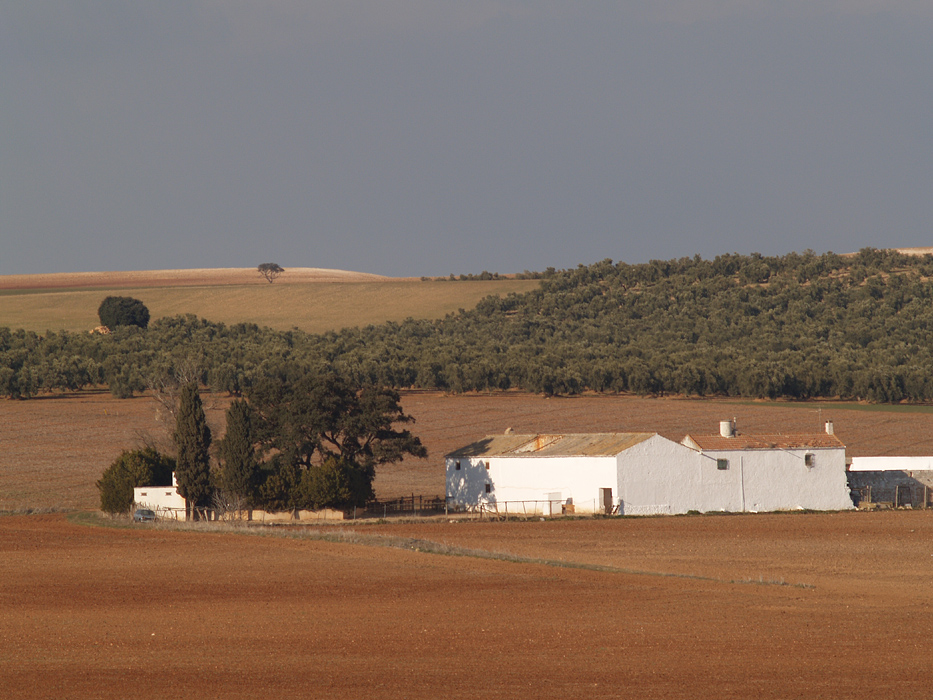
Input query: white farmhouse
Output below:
<box><xmin>680</xmin><ymin>420</ymin><xmax>853</xmax><ymax>512</ymax></box>
<box><xmin>447</xmin><ymin>431</ymin><xmax>735</xmax><ymax>516</ymax></box>
<box><xmin>446</xmin><ymin>421</ymin><xmax>854</xmax><ymax>516</ymax></box>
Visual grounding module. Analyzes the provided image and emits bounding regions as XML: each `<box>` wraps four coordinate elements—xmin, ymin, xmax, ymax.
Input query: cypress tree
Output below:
<box><xmin>173</xmin><ymin>382</ymin><xmax>212</xmax><ymax>519</ymax></box>
<box><xmin>217</xmin><ymin>399</ymin><xmax>257</xmax><ymax>509</ymax></box>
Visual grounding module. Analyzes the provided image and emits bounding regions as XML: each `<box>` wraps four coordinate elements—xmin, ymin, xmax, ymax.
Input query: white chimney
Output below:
<box><xmin>825</xmin><ymin>420</ymin><xmax>834</xmax><ymax>435</ymax></box>
<box><xmin>720</xmin><ymin>420</ymin><xmax>735</xmax><ymax>438</ymax></box>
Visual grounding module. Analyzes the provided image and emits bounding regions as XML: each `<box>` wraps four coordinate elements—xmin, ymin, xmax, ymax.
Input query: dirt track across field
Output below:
<box><xmin>1</xmin><ymin>511</ymin><xmax>931</xmax><ymax>699</ymax></box>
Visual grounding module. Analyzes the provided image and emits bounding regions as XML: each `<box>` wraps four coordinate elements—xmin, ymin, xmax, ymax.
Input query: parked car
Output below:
<box><xmin>133</xmin><ymin>508</ymin><xmax>156</xmax><ymax>522</ymax></box>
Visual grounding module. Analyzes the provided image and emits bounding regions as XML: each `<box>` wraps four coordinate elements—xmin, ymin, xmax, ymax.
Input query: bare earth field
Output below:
<box><xmin>1</xmin><ymin>510</ymin><xmax>931</xmax><ymax>699</ymax></box>
<box><xmin>0</xmin><ymin>268</ymin><xmax>539</xmax><ymax>334</ymax></box>
<box><xmin>4</xmin><ymin>393</ymin><xmax>933</xmax><ymax>698</ymax></box>
<box><xmin>4</xmin><ymin>390</ymin><xmax>933</xmax><ymax>511</ymax></box>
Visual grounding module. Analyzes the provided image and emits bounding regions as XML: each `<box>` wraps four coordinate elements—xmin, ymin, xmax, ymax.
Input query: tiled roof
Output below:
<box><xmin>682</xmin><ymin>433</ymin><xmax>845</xmax><ymax>451</ymax></box>
<box><xmin>446</xmin><ymin>433</ymin><xmax>656</xmax><ymax>458</ymax></box>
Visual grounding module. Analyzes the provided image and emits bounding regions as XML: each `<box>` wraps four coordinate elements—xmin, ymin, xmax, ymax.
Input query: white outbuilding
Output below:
<box><xmin>446</xmin><ymin>421</ymin><xmax>853</xmax><ymax>516</ymax></box>
<box><xmin>133</xmin><ymin>473</ymin><xmax>187</xmax><ymax>520</ymax></box>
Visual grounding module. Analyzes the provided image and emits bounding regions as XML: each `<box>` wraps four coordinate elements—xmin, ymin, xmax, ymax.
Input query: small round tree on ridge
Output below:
<box><xmin>97</xmin><ymin>296</ymin><xmax>150</xmax><ymax>329</ymax></box>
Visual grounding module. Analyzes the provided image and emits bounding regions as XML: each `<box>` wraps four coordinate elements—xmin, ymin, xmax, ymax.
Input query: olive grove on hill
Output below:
<box><xmin>4</xmin><ymin>248</ymin><xmax>933</xmax><ymax>403</ymax></box>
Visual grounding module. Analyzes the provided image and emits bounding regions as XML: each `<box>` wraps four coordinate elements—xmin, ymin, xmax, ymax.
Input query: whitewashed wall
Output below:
<box><xmin>447</xmin><ymin>455</ymin><xmax>617</xmax><ymax>513</ymax></box>
<box><xmin>696</xmin><ymin>447</ymin><xmax>852</xmax><ymax>512</ymax></box>
<box><xmin>616</xmin><ymin>435</ymin><xmax>741</xmax><ymax>515</ymax></box>
<box><xmin>133</xmin><ymin>484</ymin><xmax>186</xmax><ymax>520</ymax></box>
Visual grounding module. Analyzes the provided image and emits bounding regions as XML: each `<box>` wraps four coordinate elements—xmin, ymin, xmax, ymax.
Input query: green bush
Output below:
<box><xmin>97</xmin><ymin>448</ymin><xmax>175</xmax><ymax>514</ymax></box>
<box><xmin>299</xmin><ymin>457</ymin><xmax>374</xmax><ymax>510</ymax></box>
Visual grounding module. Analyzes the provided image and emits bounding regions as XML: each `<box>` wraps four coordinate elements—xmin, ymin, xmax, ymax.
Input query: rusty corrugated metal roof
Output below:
<box><xmin>446</xmin><ymin>433</ymin><xmax>656</xmax><ymax>458</ymax></box>
<box><xmin>682</xmin><ymin>433</ymin><xmax>845</xmax><ymax>451</ymax></box>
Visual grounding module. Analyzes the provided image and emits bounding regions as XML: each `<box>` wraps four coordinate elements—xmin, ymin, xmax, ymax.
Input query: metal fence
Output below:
<box><xmin>850</xmin><ymin>484</ymin><xmax>932</xmax><ymax>509</ymax></box>
<box><xmin>357</xmin><ymin>495</ymin><xmax>448</xmax><ymax>518</ymax></box>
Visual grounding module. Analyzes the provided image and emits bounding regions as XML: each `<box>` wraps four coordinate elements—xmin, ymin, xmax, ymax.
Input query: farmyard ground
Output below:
<box><xmin>4</xmin><ymin>389</ymin><xmax>933</xmax><ymax>511</ymax></box>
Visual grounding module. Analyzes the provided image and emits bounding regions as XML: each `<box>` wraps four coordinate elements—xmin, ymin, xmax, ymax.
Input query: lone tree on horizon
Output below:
<box><xmin>257</xmin><ymin>263</ymin><xmax>284</xmax><ymax>283</ymax></box>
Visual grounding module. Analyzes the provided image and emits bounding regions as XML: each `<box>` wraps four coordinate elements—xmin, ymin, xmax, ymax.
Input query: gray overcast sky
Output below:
<box><xmin>2</xmin><ymin>1</ymin><xmax>931</xmax><ymax>277</ymax></box>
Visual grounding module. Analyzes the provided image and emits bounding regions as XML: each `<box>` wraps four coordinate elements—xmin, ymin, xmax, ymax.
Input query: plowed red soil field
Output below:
<box><xmin>4</xmin><ymin>392</ymin><xmax>933</xmax><ymax>697</ymax></box>
<box><xmin>2</xmin><ymin>510</ymin><xmax>932</xmax><ymax>699</ymax></box>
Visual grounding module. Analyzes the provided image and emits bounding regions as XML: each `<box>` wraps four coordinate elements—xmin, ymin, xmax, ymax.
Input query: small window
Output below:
<box><xmin>140</xmin><ymin>492</ymin><xmax>147</xmax><ymax>496</ymax></box>
<box><xmin>485</xmin><ymin>483</ymin><xmax>491</xmax><ymax>493</ymax></box>
<box><xmin>165</xmin><ymin>491</ymin><xmax>172</xmax><ymax>496</ymax></box>
<box><xmin>716</xmin><ymin>459</ymin><xmax>729</xmax><ymax>471</ymax></box>
<box><xmin>455</xmin><ymin>460</ymin><xmax>461</xmax><ymax>471</ymax></box>
<box><xmin>485</xmin><ymin>461</ymin><xmax>490</xmax><ymax>470</ymax></box>
<box><xmin>805</xmin><ymin>453</ymin><xmax>815</xmax><ymax>468</ymax></box>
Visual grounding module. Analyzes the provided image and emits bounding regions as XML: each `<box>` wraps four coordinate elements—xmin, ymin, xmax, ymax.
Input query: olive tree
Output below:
<box><xmin>248</xmin><ymin>369</ymin><xmax>426</xmax><ymax>509</ymax></box>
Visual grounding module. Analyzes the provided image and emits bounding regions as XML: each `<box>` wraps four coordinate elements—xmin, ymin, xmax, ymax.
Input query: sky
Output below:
<box><xmin>2</xmin><ymin>1</ymin><xmax>932</xmax><ymax>278</ymax></box>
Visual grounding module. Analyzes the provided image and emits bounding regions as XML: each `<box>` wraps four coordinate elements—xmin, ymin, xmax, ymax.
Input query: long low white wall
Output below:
<box><xmin>849</xmin><ymin>456</ymin><xmax>933</xmax><ymax>472</ymax></box>
<box><xmin>249</xmin><ymin>509</ymin><xmax>347</xmax><ymax>522</ymax></box>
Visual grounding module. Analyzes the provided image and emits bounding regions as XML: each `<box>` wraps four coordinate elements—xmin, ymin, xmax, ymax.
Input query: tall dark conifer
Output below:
<box><xmin>217</xmin><ymin>399</ymin><xmax>257</xmax><ymax>507</ymax></box>
<box><xmin>173</xmin><ymin>382</ymin><xmax>212</xmax><ymax>519</ymax></box>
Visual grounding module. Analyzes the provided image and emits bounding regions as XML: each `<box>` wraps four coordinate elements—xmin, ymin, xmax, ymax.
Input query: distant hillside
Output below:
<box><xmin>4</xmin><ymin>249</ymin><xmax>933</xmax><ymax>402</ymax></box>
<box><xmin>304</xmin><ymin>248</ymin><xmax>933</xmax><ymax>401</ymax></box>
<box><xmin>0</xmin><ymin>267</ymin><xmax>391</xmax><ymax>290</ymax></box>
<box><xmin>0</xmin><ymin>268</ymin><xmax>539</xmax><ymax>334</ymax></box>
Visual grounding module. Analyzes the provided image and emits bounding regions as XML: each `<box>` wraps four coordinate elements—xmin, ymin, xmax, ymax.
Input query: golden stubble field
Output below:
<box><xmin>0</xmin><ymin>267</ymin><xmax>540</xmax><ymax>334</ymax></box>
